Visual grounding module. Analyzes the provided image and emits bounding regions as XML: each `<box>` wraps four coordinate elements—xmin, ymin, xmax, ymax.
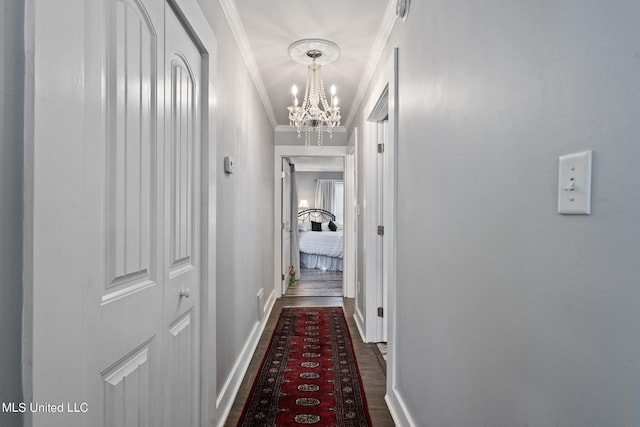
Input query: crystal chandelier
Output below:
<box><xmin>287</xmin><ymin>39</ymin><xmax>341</xmax><ymax>146</ymax></box>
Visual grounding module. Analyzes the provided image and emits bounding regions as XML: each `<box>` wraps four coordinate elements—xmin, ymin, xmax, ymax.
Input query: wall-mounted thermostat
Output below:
<box><xmin>224</xmin><ymin>156</ymin><xmax>235</xmax><ymax>174</ymax></box>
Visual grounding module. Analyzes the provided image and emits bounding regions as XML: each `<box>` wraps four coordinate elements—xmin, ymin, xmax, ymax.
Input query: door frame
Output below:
<box><xmin>273</xmin><ymin>145</ymin><xmax>355</xmax><ymax>298</ymax></box>
<box><xmin>281</xmin><ymin>157</ymin><xmax>292</xmax><ymax>296</ymax></box>
<box><xmin>361</xmin><ymin>47</ymin><xmax>398</xmax><ymax>404</ymax></box>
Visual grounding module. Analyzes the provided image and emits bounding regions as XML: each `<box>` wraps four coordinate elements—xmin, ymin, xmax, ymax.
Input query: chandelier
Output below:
<box><xmin>287</xmin><ymin>39</ymin><xmax>341</xmax><ymax>146</ymax></box>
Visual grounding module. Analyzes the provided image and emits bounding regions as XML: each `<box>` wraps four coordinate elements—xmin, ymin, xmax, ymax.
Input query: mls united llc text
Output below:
<box><xmin>2</xmin><ymin>402</ymin><xmax>89</xmax><ymax>413</ymax></box>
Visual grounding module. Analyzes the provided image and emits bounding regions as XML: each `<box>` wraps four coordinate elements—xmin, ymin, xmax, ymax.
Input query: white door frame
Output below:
<box><xmin>281</xmin><ymin>157</ymin><xmax>292</xmax><ymax>296</ymax></box>
<box><xmin>344</xmin><ymin>132</ymin><xmax>358</xmax><ymax>301</ymax></box>
<box><xmin>273</xmin><ymin>145</ymin><xmax>354</xmax><ymax>298</ymax></box>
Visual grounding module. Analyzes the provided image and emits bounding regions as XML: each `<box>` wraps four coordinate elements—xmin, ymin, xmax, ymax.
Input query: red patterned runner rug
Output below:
<box><xmin>237</xmin><ymin>306</ymin><xmax>372</xmax><ymax>426</ymax></box>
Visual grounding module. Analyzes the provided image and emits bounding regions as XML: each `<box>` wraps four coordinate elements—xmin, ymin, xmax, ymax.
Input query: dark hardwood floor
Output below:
<box><xmin>284</xmin><ymin>267</ymin><xmax>343</xmax><ymax>297</ymax></box>
<box><xmin>224</xmin><ymin>297</ymin><xmax>395</xmax><ymax>426</ymax></box>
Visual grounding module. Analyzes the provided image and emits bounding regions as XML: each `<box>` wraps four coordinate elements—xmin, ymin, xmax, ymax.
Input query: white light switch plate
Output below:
<box><xmin>558</xmin><ymin>150</ymin><xmax>592</xmax><ymax>214</ymax></box>
<box><xmin>224</xmin><ymin>156</ymin><xmax>235</xmax><ymax>174</ymax></box>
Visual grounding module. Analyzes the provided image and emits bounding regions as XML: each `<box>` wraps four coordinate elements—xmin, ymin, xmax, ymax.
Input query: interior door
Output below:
<box><xmin>90</xmin><ymin>0</ymin><xmax>167</xmax><ymax>425</ymax></box>
<box><xmin>26</xmin><ymin>1</ymin><xmax>204</xmax><ymax>426</ymax></box>
<box><xmin>163</xmin><ymin>5</ymin><xmax>203</xmax><ymax>427</ymax></box>
<box><xmin>376</xmin><ymin>121</ymin><xmax>388</xmax><ymax>342</ymax></box>
<box><xmin>282</xmin><ymin>158</ymin><xmax>292</xmax><ymax>294</ymax></box>
<box><xmin>381</xmin><ymin>121</ymin><xmax>389</xmax><ymax>342</ymax></box>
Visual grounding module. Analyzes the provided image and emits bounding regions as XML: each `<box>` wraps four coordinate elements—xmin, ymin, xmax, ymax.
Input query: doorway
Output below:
<box><xmin>360</xmin><ymin>47</ymin><xmax>399</xmax><ymax>414</ymax></box>
<box><xmin>284</xmin><ymin>157</ymin><xmax>345</xmax><ymax>298</ymax></box>
<box><xmin>273</xmin><ymin>145</ymin><xmax>355</xmax><ymax>300</ymax></box>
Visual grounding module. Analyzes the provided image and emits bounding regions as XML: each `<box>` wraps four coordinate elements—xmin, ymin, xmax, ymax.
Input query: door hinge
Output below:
<box><xmin>281</xmin><ymin>171</ymin><xmax>285</xmax><ymax>178</ymax></box>
<box><xmin>282</xmin><ymin>273</ymin><xmax>285</xmax><ymax>281</ymax></box>
<box><xmin>377</xmin><ymin>307</ymin><xmax>384</xmax><ymax>317</ymax></box>
<box><xmin>377</xmin><ymin>143</ymin><xmax>384</xmax><ymax>154</ymax></box>
<box><xmin>282</xmin><ymin>222</ymin><xmax>286</xmax><ymax>230</ymax></box>
<box><xmin>377</xmin><ymin>225</ymin><xmax>384</xmax><ymax>236</ymax></box>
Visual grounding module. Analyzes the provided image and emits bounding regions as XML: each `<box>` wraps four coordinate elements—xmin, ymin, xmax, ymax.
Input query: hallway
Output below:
<box><xmin>5</xmin><ymin>1</ymin><xmax>640</xmax><ymax>426</ymax></box>
<box><xmin>283</xmin><ymin>268</ymin><xmax>343</xmax><ymax>297</ymax></box>
<box><xmin>225</xmin><ymin>297</ymin><xmax>394</xmax><ymax>426</ymax></box>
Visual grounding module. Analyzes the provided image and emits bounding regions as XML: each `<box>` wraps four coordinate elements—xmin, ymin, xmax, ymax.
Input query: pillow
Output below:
<box><xmin>328</xmin><ymin>220</ymin><xmax>338</xmax><ymax>232</ymax></box>
<box><xmin>298</xmin><ymin>222</ymin><xmax>311</xmax><ymax>232</ymax></box>
<box><xmin>311</xmin><ymin>221</ymin><xmax>322</xmax><ymax>232</ymax></box>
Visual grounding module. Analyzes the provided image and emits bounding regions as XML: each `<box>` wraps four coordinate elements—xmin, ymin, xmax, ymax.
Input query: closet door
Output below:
<box><xmin>88</xmin><ymin>0</ymin><xmax>167</xmax><ymax>425</ymax></box>
<box><xmin>26</xmin><ymin>1</ymin><xmax>205</xmax><ymax>426</ymax></box>
<box><xmin>162</xmin><ymin>6</ymin><xmax>203</xmax><ymax>427</ymax></box>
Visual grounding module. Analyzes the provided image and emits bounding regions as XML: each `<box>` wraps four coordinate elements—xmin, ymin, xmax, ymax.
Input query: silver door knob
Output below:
<box><xmin>179</xmin><ymin>288</ymin><xmax>191</xmax><ymax>298</ymax></box>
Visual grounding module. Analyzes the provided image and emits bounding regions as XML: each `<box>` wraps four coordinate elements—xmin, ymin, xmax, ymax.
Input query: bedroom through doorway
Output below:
<box><xmin>284</xmin><ymin>156</ymin><xmax>344</xmax><ymax>298</ymax></box>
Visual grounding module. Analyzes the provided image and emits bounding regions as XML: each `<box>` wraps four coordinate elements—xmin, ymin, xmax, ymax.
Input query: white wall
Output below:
<box><xmin>352</xmin><ymin>1</ymin><xmax>640</xmax><ymax>425</ymax></box>
<box><xmin>195</xmin><ymin>1</ymin><xmax>275</xmax><ymax>422</ymax></box>
<box><xmin>0</xmin><ymin>1</ymin><xmax>24</xmax><ymax>426</ymax></box>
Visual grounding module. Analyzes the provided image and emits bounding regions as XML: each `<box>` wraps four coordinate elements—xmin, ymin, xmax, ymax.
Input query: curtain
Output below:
<box><xmin>315</xmin><ymin>179</ymin><xmax>335</xmax><ymax>212</ymax></box>
<box><xmin>290</xmin><ymin>163</ymin><xmax>300</xmax><ymax>280</ymax></box>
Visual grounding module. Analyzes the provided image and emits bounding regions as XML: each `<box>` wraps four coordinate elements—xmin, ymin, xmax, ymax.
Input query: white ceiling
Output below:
<box><xmin>226</xmin><ymin>0</ymin><xmax>395</xmax><ymax>130</ymax></box>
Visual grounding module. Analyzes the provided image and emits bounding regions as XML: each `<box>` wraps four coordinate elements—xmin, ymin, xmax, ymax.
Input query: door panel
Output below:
<box><xmin>166</xmin><ymin>311</ymin><xmax>195</xmax><ymax>426</ymax></box>
<box><xmin>105</xmin><ymin>0</ymin><xmax>158</xmax><ymax>296</ymax></box>
<box><xmin>102</xmin><ymin>342</ymin><xmax>153</xmax><ymax>427</ymax></box>
<box><xmin>169</xmin><ymin>54</ymin><xmax>195</xmax><ymax>274</ymax></box>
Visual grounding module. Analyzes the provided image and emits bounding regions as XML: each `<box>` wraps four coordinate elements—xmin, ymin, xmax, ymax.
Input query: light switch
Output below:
<box><xmin>224</xmin><ymin>156</ymin><xmax>235</xmax><ymax>174</ymax></box>
<box><xmin>558</xmin><ymin>150</ymin><xmax>592</xmax><ymax>215</ymax></box>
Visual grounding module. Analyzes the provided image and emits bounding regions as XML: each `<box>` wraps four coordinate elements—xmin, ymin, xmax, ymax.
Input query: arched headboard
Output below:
<box><xmin>297</xmin><ymin>208</ymin><xmax>336</xmax><ymax>223</ymax></box>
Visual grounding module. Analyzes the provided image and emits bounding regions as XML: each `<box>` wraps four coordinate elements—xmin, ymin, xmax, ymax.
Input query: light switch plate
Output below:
<box><xmin>224</xmin><ymin>156</ymin><xmax>235</xmax><ymax>174</ymax></box>
<box><xmin>558</xmin><ymin>150</ymin><xmax>592</xmax><ymax>214</ymax></box>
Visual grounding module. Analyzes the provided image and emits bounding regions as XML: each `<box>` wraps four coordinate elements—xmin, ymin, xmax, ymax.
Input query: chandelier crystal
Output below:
<box><xmin>287</xmin><ymin>39</ymin><xmax>341</xmax><ymax>146</ymax></box>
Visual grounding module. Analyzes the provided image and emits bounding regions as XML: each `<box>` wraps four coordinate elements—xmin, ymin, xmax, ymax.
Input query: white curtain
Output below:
<box><xmin>333</xmin><ymin>181</ymin><xmax>344</xmax><ymax>224</ymax></box>
<box><xmin>315</xmin><ymin>179</ymin><xmax>335</xmax><ymax>212</ymax></box>
<box><xmin>290</xmin><ymin>163</ymin><xmax>300</xmax><ymax>279</ymax></box>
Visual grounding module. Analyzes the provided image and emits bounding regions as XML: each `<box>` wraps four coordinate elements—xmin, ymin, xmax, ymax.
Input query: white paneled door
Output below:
<box><xmin>163</xmin><ymin>6</ymin><xmax>202</xmax><ymax>427</ymax></box>
<box><xmin>26</xmin><ymin>1</ymin><xmax>206</xmax><ymax>426</ymax></box>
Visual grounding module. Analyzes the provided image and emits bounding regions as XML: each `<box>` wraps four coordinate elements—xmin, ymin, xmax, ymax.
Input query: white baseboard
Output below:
<box><xmin>216</xmin><ymin>289</ymin><xmax>276</xmax><ymax>426</ymax></box>
<box><xmin>263</xmin><ymin>288</ymin><xmax>276</xmax><ymax>320</ymax></box>
<box><xmin>353</xmin><ymin>306</ymin><xmax>367</xmax><ymax>342</ymax></box>
<box><xmin>385</xmin><ymin>386</ymin><xmax>417</xmax><ymax>427</ymax></box>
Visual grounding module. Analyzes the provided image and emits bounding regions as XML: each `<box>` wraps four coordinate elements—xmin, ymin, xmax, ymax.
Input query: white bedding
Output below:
<box><xmin>300</xmin><ymin>253</ymin><xmax>343</xmax><ymax>271</ymax></box>
<box><xmin>298</xmin><ymin>230</ymin><xmax>343</xmax><ymax>258</ymax></box>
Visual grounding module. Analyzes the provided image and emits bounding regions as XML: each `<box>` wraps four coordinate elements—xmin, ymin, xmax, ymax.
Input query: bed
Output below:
<box><xmin>297</xmin><ymin>208</ymin><xmax>343</xmax><ymax>272</ymax></box>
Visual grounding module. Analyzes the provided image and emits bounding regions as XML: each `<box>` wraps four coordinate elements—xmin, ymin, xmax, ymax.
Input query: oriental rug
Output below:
<box><xmin>237</xmin><ymin>306</ymin><xmax>372</xmax><ymax>426</ymax></box>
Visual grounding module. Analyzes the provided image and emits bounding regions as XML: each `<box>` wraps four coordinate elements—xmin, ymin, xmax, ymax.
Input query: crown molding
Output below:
<box><xmin>218</xmin><ymin>0</ymin><xmax>278</xmax><ymax>129</ymax></box>
<box><xmin>344</xmin><ymin>0</ymin><xmax>397</xmax><ymax>130</ymax></box>
<box><xmin>275</xmin><ymin>125</ymin><xmax>347</xmax><ymax>134</ymax></box>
